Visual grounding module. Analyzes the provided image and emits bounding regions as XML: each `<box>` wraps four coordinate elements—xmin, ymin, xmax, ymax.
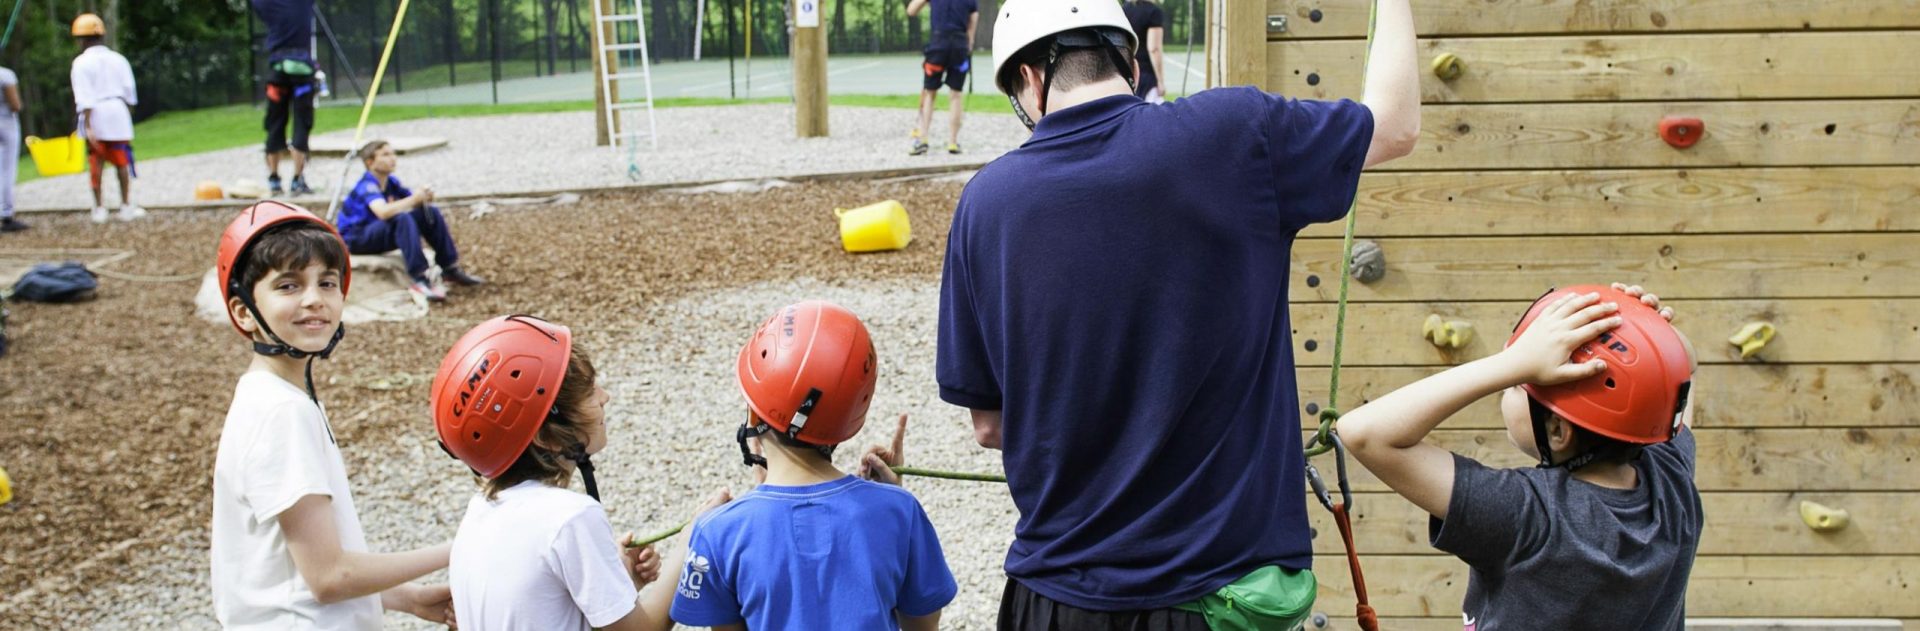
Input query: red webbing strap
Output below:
<box><xmin>1331</xmin><ymin>503</ymin><xmax>1379</xmax><ymax>631</ymax></box>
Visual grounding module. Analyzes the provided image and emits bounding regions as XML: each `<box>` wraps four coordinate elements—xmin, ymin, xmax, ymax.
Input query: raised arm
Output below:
<box><xmin>907</xmin><ymin>0</ymin><xmax>929</xmax><ymax>18</ymax></box>
<box><xmin>1359</xmin><ymin>0</ymin><xmax>1419</xmax><ymax>168</ymax></box>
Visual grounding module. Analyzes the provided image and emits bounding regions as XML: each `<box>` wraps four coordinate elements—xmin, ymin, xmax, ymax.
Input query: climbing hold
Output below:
<box><xmin>1798</xmin><ymin>500</ymin><xmax>1850</xmax><ymax>533</ymax></box>
<box><xmin>1309</xmin><ymin>612</ymin><xmax>1331</xmax><ymax>629</ymax></box>
<box><xmin>1350</xmin><ymin>239</ymin><xmax>1386</xmax><ymax>283</ymax></box>
<box><xmin>193</xmin><ymin>181</ymin><xmax>225</xmax><ymax>201</ymax></box>
<box><xmin>1430</xmin><ymin>53</ymin><xmax>1464</xmax><ymax>80</ymax></box>
<box><xmin>836</xmin><ymin>199</ymin><xmax>914</xmax><ymax>253</ymax></box>
<box><xmin>0</xmin><ymin>465</ymin><xmax>11</xmax><ymax>506</ymax></box>
<box><xmin>1423</xmin><ymin>314</ymin><xmax>1475</xmax><ymax>349</ymax></box>
<box><xmin>1727</xmin><ymin>321</ymin><xmax>1776</xmax><ymax>359</ymax></box>
<box><xmin>1659</xmin><ymin>116</ymin><xmax>1705</xmax><ymax>148</ymax></box>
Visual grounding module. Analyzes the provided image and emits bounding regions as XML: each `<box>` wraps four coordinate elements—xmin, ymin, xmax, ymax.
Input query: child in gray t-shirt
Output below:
<box><xmin>1336</xmin><ymin>283</ymin><xmax>1701</xmax><ymax>630</ymax></box>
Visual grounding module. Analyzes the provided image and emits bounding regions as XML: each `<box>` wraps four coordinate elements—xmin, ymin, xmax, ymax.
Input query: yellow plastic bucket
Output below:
<box><xmin>835</xmin><ymin>199</ymin><xmax>912</xmax><ymax>253</ymax></box>
<box><xmin>26</xmin><ymin>133</ymin><xmax>88</xmax><ymax>176</ymax></box>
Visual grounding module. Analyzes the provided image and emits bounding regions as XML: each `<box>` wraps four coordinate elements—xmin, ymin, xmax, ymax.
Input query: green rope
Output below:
<box><xmin>1305</xmin><ymin>0</ymin><xmax>1380</xmax><ymax>458</ymax></box>
<box><xmin>0</xmin><ymin>0</ymin><xmax>24</xmax><ymax>51</ymax></box>
<box><xmin>894</xmin><ymin>466</ymin><xmax>1007</xmax><ymax>483</ymax></box>
<box><xmin>626</xmin><ymin>521</ymin><xmax>688</xmax><ymax>548</ymax></box>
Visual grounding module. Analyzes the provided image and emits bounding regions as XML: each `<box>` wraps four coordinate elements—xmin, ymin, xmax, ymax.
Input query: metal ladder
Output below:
<box><xmin>592</xmin><ymin>0</ymin><xmax>659</xmax><ymax>149</ymax></box>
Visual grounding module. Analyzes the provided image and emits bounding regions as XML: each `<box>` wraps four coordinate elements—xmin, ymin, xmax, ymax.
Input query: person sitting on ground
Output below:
<box><xmin>1336</xmin><ymin>283</ymin><xmax>1701</xmax><ymax>630</ymax></box>
<box><xmin>670</xmin><ymin>300</ymin><xmax>957</xmax><ymax>630</ymax></box>
<box><xmin>335</xmin><ymin>139</ymin><xmax>484</xmax><ymax>302</ymax></box>
<box><xmin>432</xmin><ymin>314</ymin><xmax>729</xmax><ymax>631</ymax></box>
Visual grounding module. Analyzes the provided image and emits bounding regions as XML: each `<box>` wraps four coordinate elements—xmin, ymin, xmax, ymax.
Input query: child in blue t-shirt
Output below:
<box><xmin>671</xmin><ymin>300</ymin><xmax>957</xmax><ymax>630</ymax></box>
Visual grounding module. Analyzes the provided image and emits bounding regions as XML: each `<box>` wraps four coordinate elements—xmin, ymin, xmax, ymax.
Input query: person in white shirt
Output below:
<box><xmin>211</xmin><ymin>202</ymin><xmax>455</xmax><ymax>629</ymax></box>
<box><xmin>0</xmin><ymin>64</ymin><xmax>25</xmax><ymax>233</ymax></box>
<box><xmin>430</xmin><ymin>315</ymin><xmax>727</xmax><ymax>631</ymax></box>
<box><xmin>68</xmin><ymin>13</ymin><xmax>144</xmax><ymax>223</ymax></box>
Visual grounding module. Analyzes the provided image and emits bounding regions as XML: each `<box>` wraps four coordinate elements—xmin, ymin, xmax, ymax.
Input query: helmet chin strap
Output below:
<box><xmin>565</xmin><ymin>442</ymin><xmax>599</xmax><ymax>502</ymax></box>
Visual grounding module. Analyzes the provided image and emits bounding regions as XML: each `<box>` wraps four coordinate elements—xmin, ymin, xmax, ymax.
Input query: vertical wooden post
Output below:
<box><xmin>1219</xmin><ymin>0</ymin><xmax>1266</xmax><ymax>87</ymax></box>
<box><xmin>792</xmin><ymin>0</ymin><xmax>829</xmax><ymax>137</ymax></box>
<box><xmin>591</xmin><ymin>0</ymin><xmax>622</xmax><ymax>146</ymax></box>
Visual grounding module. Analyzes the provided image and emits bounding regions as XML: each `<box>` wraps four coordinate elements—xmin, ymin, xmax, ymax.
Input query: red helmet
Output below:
<box><xmin>215</xmin><ymin>201</ymin><xmax>352</xmax><ymax>337</ymax></box>
<box><xmin>736</xmin><ymin>301</ymin><xmax>878</xmax><ymax>446</ymax></box>
<box><xmin>431</xmin><ymin>315</ymin><xmax>573</xmax><ymax>479</ymax></box>
<box><xmin>1509</xmin><ymin>285</ymin><xmax>1693</xmax><ymax>445</ymax></box>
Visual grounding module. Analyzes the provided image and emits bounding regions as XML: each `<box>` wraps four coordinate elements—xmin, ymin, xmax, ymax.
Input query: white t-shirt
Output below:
<box><xmin>450</xmin><ymin>481</ymin><xmax>639</xmax><ymax>631</ymax></box>
<box><xmin>70</xmin><ymin>46</ymin><xmax>136</xmax><ymax>141</ymax></box>
<box><xmin>211</xmin><ymin>371</ymin><xmax>382</xmax><ymax>630</ymax></box>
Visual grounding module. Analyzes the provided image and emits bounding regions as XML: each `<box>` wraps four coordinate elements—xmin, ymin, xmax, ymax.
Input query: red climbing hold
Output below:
<box><xmin>1659</xmin><ymin>116</ymin><xmax>1705</xmax><ymax>149</ymax></box>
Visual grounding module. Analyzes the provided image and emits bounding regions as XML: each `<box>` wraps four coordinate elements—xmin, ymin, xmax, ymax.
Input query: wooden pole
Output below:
<box><xmin>591</xmin><ymin>0</ymin><xmax>622</xmax><ymax>145</ymax></box>
<box><xmin>792</xmin><ymin>0</ymin><xmax>828</xmax><ymax>136</ymax></box>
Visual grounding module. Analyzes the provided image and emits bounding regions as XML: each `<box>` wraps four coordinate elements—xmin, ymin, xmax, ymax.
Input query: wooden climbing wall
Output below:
<box><xmin>1218</xmin><ymin>1</ymin><xmax>1920</xmax><ymax>628</ymax></box>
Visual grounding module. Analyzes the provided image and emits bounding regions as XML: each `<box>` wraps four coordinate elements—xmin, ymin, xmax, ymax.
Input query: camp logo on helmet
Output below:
<box><xmin>782</xmin><ymin>305</ymin><xmax>798</xmax><ymax>337</ymax></box>
<box><xmin>454</xmin><ymin>353</ymin><xmax>499</xmax><ymax>419</ymax></box>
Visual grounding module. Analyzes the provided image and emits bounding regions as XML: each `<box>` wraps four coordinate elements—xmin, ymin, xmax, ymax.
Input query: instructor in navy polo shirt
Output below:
<box><xmin>935</xmin><ymin>0</ymin><xmax>1421</xmax><ymax>627</ymax></box>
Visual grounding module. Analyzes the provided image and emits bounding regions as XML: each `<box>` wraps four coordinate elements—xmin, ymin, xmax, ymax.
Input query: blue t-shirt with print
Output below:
<box><xmin>669</xmin><ymin>476</ymin><xmax>957</xmax><ymax>629</ymax></box>
<box><xmin>335</xmin><ymin>171</ymin><xmax>410</xmax><ymax>235</ymax></box>
<box><xmin>936</xmin><ymin>87</ymin><xmax>1373</xmax><ymax>611</ymax></box>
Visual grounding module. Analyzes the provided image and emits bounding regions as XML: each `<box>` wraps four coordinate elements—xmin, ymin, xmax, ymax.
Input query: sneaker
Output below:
<box><xmin>0</xmin><ymin>217</ymin><xmax>27</xmax><ymax>233</ymax></box>
<box><xmin>118</xmin><ymin>205</ymin><xmax>148</xmax><ymax>221</ymax></box>
<box><xmin>289</xmin><ymin>176</ymin><xmax>314</xmax><ymax>196</ymax></box>
<box><xmin>947</xmin><ymin>142</ymin><xmax>962</xmax><ymax>155</ymax></box>
<box><xmin>442</xmin><ymin>265</ymin><xmax>487</xmax><ymax>287</ymax></box>
<box><xmin>90</xmin><ymin>207</ymin><xmax>109</xmax><ymax>224</ymax></box>
<box><xmin>268</xmin><ymin>175</ymin><xmax>284</xmax><ymax>197</ymax></box>
<box><xmin>409</xmin><ymin>278</ymin><xmax>447</xmax><ymax>302</ymax></box>
<box><xmin>909</xmin><ymin>139</ymin><xmax>929</xmax><ymax>156</ymax></box>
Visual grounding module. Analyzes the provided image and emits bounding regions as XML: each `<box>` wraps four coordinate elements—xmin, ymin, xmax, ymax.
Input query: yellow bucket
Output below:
<box><xmin>835</xmin><ymin>199</ymin><xmax>912</xmax><ymax>253</ymax></box>
<box><xmin>26</xmin><ymin>133</ymin><xmax>88</xmax><ymax>176</ymax></box>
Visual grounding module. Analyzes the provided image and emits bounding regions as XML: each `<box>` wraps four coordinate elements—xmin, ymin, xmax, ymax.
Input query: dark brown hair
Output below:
<box><xmin>234</xmin><ymin>221</ymin><xmax>349</xmax><ymax>296</ymax></box>
<box><xmin>999</xmin><ymin>32</ymin><xmax>1134</xmax><ymax>96</ymax></box>
<box><xmin>482</xmin><ymin>345</ymin><xmax>600</xmax><ymax>499</ymax></box>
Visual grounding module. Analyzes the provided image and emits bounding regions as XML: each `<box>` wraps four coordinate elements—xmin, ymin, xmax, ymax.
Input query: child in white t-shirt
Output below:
<box><xmin>431</xmin><ymin>315</ymin><xmax>726</xmax><ymax>631</ymax></box>
<box><xmin>210</xmin><ymin>202</ymin><xmax>453</xmax><ymax>629</ymax></box>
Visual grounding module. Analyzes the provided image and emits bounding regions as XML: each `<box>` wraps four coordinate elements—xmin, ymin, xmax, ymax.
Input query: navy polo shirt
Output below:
<box><xmin>929</xmin><ymin>0</ymin><xmax>977</xmax><ymax>36</ymax></box>
<box><xmin>937</xmin><ymin>87</ymin><xmax>1372</xmax><ymax>611</ymax></box>
<box><xmin>252</xmin><ymin>0</ymin><xmax>315</xmax><ymax>61</ymax></box>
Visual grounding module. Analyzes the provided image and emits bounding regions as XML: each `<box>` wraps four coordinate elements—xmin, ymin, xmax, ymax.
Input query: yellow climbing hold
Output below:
<box><xmin>1423</xmin><ymin>314</ymin><xmax>1475</xmax><ymax>349</ymax></box>
<box><xmin>1431</xmin><ymin>53</ymin><xmax>1464</xmax><ymax>80</ymax></box>
<box><xmin>1728</xmin><ymin>321</ymin><xmax>1776</xmax><ymax>359</ymax></box>
<box><xmin>1798</xmin><ymin>500</ymin><xmax>1850</xmax><ymax>533</ymax></box>
<box><xmin>0</xmin><ymin>465</ymin><xmax>12</xmax><ymax>506</ymax></box>
<box><xmin>835</xmin><ymin>200</ymin><xmax>913</xmax><ymax>253</ymax></box>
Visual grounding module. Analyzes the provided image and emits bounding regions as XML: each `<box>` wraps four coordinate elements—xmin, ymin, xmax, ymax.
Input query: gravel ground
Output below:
<box><xmin>15</xmin><ymin>105</ymin><xmax>1027</xmax><ymax>212</ymax></box>
<box><xmin>0</xmin><ymin>179</ymin><xmax>1029</xmax><ymax>629</ymax></box>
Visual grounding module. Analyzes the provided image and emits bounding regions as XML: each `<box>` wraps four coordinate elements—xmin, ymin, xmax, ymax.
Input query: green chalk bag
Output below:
<box><xmin>1173</xmin><ymin>566</ymin><xmax>1317</xmax><ymax>631</ymax></box>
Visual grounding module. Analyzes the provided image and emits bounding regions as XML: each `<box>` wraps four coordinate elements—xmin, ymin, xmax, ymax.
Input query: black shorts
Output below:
<box><xmin>264</xmin><ymin>66</ymin><xmax>317</xmax><ymax>153</ymax></box>
<box><xmin>922</xmin><ymin>33</ymin><xmax>971</xmax><ymax>92</ymax></box>
<box><xmin>997</xmin><ymin>578</ymin><xmax>1210</xmax><ymax>631</ymax></box>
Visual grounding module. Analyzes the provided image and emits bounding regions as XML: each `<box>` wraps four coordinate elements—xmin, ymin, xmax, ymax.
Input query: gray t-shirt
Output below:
<box><xmin>0</xmin><ymin>67</ymin><xmax>16</xmax><ymax>119</ymax></box>
<box><xmin>1430</xmin><ymin>428</ymin><xmax>1702</xmax><ymax>631</ymax></box>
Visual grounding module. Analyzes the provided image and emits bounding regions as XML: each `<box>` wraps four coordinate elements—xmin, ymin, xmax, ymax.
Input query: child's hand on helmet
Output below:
<box><xmin>617</xmin><ymin>538</ymin><xmax>663</xmax><ymax>588</ymax></box>
<box><xmin>1611</xmin><ymin>282</ymin><xmax>1675</xmax><ymax>322</ymax></box>
<box><xmin>1502</xmin><ymin>291</ymin><xmax>1621</xmax><ymax>386</ymax></box>
<box><xmin>859</xmin><ymin>414</ymin><xmax>910</xmax><ymax>486</ymax></box>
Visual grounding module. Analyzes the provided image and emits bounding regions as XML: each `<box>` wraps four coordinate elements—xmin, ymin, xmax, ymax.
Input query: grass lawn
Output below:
<box><xmin>17</xmin><ymin>93</ymin><xmax>1012</xmax><ymax>183</ymax></box>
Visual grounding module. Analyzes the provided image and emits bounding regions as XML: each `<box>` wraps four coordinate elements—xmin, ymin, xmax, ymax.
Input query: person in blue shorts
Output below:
<box><xmin>906</xmin><ymin>0</ymin><xmax>977</xmax><ymax>155</ymax></box>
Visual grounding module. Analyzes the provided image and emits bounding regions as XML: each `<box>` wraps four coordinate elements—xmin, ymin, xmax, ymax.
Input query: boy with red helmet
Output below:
<box><xmin>430</xmin><ymin>315</ymin><xmax>727</xmax><ymax>631</ymax></box>
<box><xmin>210</xmin><ymin>201</ymin><xmax>453</xmax><ymax>628</ymax></box>
<box><xmin>1336</xmin><ymin>284</ymin><xmax>1701</xmax><ymax>631</ymax></box>
<box><xmin>669</xmin><ymin>300</ymin><xmax>958</xmax><ymax>630</ymax></box>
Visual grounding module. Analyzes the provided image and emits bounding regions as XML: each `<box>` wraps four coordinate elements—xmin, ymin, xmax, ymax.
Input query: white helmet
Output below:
<box><xmin>990</xmin><ymin>0</ymin><xmax>1137</xmax><ymax>126</ymax></box>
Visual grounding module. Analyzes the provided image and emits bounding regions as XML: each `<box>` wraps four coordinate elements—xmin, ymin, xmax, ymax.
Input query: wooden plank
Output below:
<box><xmin>1295</xmin><ymin>167</ymin><xmax>1920</xmax><ymax>238</ymax></box>
<box><xmin>1287</xmin><ymin>234</ymin><xmax>1920</xmax><ymax>301</ymax></box>
<box><xmin>1310</xmin><ymin>555</ymin><xmax>1920</xmax><ymax>618</ymax></box>
<box><xmin>1375</xmin><ymin>100</ymin><xmax>1920</xmax><ymax>171</ymax></box>
<box><xmin>1288</xmin><ymin>299</ymin><xmax>1920</xmax><ymax>366</ymax></box>
<box><xmin>1311</xmin><ymin>492</ymin><xmax>1920</xmax><ymax>556</ymax></box>
<box><xmin>1266</xmin><ymin>0</ymin><xmax>1920</xmax><ymax>38</ymax></box>
<box><xmin>1271</xmin><ymin>33</ymin><xmax>1920</xmax><ymax>103</ymax></box>
<box><xmin>1297</xmin><ymin>365</ymin><xmax>1920</xmax><ymax>429</ymax></box>
<box><xmin>1299</xmin><ymin>428</ymin><xmax>1920</xmax><ymax>492</ymax></box>
<box><xmin>1223</xmin><ymin>0</ymin><xmax>1268</xmax><ymax>86</ymax></box>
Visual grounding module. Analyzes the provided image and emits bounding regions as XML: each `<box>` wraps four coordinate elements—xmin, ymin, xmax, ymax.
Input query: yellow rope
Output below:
<box><xmin>325</xmin><ymin>0</ymin><xmax>415</xmax><ymax>222</ymax></box>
